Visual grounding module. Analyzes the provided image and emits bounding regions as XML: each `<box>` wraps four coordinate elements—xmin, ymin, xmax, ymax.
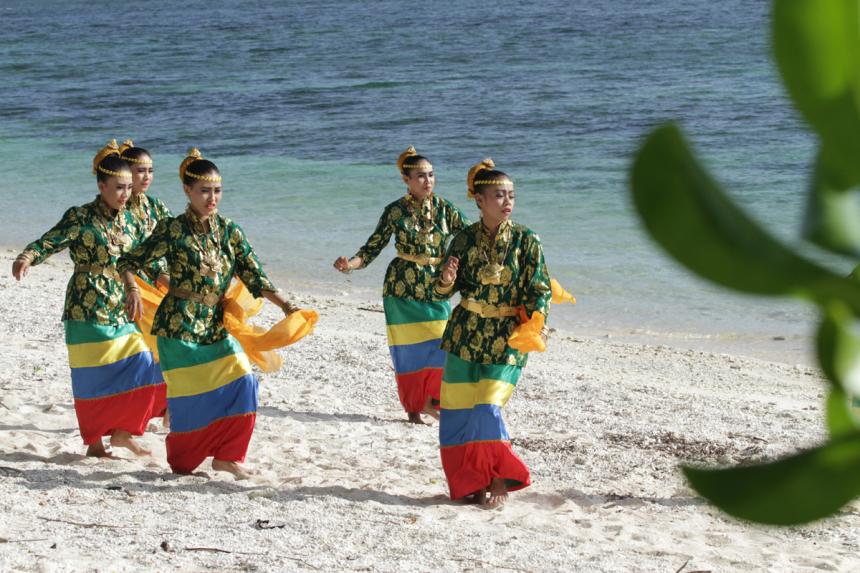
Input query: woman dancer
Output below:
<box><xmin>434</xmin><ymin>159</ymin><xmax>551</xmax><ymax>507</ymax></box>
<box><xmin>12</xmin><ymin>141</ymin><xmax>160</xmax><ymax>457</ymax></box>
<box><xmin>119</xmin><ymin>139</ymin><xmax>172</xmax><ymax>424</ymax></box>
<box><xmin>119</xmin><ymin>148</ymin><xmax>299</xmax><ymax>479</ymax></box>
<box><xmin>334</xmin><ymin>146</ymin><xmax>470</xmax><ymax>424</ymax></box>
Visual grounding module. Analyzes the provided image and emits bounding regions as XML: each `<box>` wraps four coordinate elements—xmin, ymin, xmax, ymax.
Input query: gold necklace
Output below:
<box><xmin>477</xmin><ymin>220</ymin><xmax>513</xmax><ymax>286</ymax></box>
<box><xmin>186</xmin><ymin>206</ymin><xmax>223</xmax><ymax>279</ymax></box>
<box><xmin>132</xmin><ymin>194</ymin><xmax>156</xmax><ymax>235</ymax></box>
<box><xmin>95</xmin><ymin>199</ymin><xmax>131</xmax><ymax>257</ymax></box>
<box><xmin>404</xmin><ymin>194</ymin><xmax>435</xmax><ymax>243</ymax></box>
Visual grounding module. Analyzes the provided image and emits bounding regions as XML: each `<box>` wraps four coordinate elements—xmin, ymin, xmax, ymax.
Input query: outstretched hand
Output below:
<box><xmin>12</xmin><ymin>259</ymin><xmax>30</xmax><ymax>281</ymax></box>
<box><xmin>333</xmin><ymin>256</ymin><xmax>361</xmax><ymax>274</ymax></box>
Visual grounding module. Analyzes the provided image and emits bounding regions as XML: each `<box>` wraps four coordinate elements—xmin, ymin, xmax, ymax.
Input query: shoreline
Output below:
<box><xmin>2</xmin><ymin>245</ymin><xmax>814</xmax><ymax>367</ymax></box>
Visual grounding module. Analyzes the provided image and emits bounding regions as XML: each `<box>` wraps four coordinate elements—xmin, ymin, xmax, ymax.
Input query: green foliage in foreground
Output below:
<box><xmin>629</xmin><ymin>0</ymin><xmax>860</xmax><ymax>525</ymax></box>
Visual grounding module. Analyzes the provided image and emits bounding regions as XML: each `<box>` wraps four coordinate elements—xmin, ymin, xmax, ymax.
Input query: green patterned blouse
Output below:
<box><xmin>353</xmin><ymin>193</ymin><xmax>470</xmax><ymax>301</ymax></box>
<box><xmin>117</xmin><ymin>206</ymin><xmax>276</xmax><ymax>345</ymax></box>
<box><xmin>127</xmin><ymin>193</ymin><xmax>172</xmax><ymax>285</ymax></box>
<box><xmin>435</xmin><ymin>220</ymin><xmax>551</xmax><ymax>367</ymax></box>
<box><xmin>19</xmin><ymin>196</ymin><xmax>141</xmax><ymax>325</ymax></box>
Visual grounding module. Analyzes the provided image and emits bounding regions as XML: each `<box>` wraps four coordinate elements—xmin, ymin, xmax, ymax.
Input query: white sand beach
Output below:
<box><xmin>0</xmin><ymin>251</ymin><xmax>857</xmax><ymax>572</ymax></box>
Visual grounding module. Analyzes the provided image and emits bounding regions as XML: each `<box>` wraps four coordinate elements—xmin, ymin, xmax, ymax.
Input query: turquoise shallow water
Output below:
<box><xmin>0</xmin><ymin>0</ymin><xmax>839</xmax><ymax>343</ymax></box>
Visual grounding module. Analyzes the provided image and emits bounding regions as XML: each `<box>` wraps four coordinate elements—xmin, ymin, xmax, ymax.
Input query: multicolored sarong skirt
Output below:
<box><xmin>383</xmin><ymin>297</ymin><xmax>449</xmax><ymax>413</ymax></box>
<box><xmin>439</xmin><ymin>352</ymin><xmax>531</xmax><ymax>500</ymax></box>
<box><xmin>157</xmin><ymin>335</ymin><xmax>258</xmax><ymax>474</ymax></box>
<box><xmin>65</xmin><ymin>320</ymin><xmax>161</xmax><ymax>445</ymax></box>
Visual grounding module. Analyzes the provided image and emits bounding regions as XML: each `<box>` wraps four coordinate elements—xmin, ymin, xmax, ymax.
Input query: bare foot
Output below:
<box><xmin>86</xmin><ymin>442</ymin><xmax>114</xmax><ymax>458</ymax></box>
<box><xmin>109</xmin><ymin>431</ymin><xmax>152</xmax><ymax>456</ymax></box>
<box><xmin>212</xmin><ymin>459</ymin><xmax>252</xmax><ymax>480</ymax></box>
<box><xmin>487</xmin><ymin>478</ymin><xmax>508</xmax><ymax>508</ymax></box>
<box><xmin>467</xmin><ymin>488</ymin><xmax>488</xmax><ymax>505</ymax></box>
<box><xmin>422</xmin><ymin>397</ymin><xmax>440</xmax><ymax>421</ymax></box>
<box><xmin>163</xmin><ymin>410</ymin><xmax>171</xmax><ymax>430</ymax></box>
<box><xmin>407</xmin><ymin>412</ymin><xmax>427</xmax><ymax>425</ymax></box>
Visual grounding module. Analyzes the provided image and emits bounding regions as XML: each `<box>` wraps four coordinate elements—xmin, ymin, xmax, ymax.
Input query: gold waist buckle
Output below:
<box><xmin>74</xmin><ymin>264</ymin><xmax>119</xmax><ymax>280</ymax></box>
<box><xmin>459</xmin><ymin>298</ymin><xmax>518</xmax><ymax>319</ymax></box>
<box><xmin>397</xmin><ymin>252</ymin><xmax>442</xmax><ymax>266</ymax></box>
<box><xmin>169</xmin><ymin>286</ymin><xmax>222</xmax><ymax>307</ymax></box>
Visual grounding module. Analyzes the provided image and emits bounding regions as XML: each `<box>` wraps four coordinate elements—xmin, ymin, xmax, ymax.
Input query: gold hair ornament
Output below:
<box><xmin>179</xmin><ymin>147</ymin><xmax>204</xmax><ymax>182</ymax></box>
<box><xmin>473</xmin><ymin>180</ymin><xmax>514</xmax><ymax>188</ymax></box>
<box><xmin>92</xmin><ymin>139</ymin><xmax>121</xmax><ymax>175</ymax></box>
<box><xmin>185</xmin><ymin>170</ymin><xmax>222</xmax><ymax>183</ymax></box>
<box><xmin>122</xmin><ymin>155</ymin><xmax>153</xmax><ymax>165</ymax></box>
<box><xmin>403</xmin><ymin>160</ymin><xmax>433</xmax><ymax>173</ymax></box>
<box><xmin>97</xmin><ymin>165</ymin><xmax>132</xmax><ymax>180</ymax></box>
<box><xmin>396</xmin><ymin>145</ymin><xmax>418</xmax><ymax>173</ymax></box>
<box><xmin>466</xmin><ymin>157</ymin><xmax>496</xmax><ymax>198</ymax></box>
<box><xmin>119</xmin><ymin>139</ymin><xmax>153</xmax><ymax>165</ymax></box>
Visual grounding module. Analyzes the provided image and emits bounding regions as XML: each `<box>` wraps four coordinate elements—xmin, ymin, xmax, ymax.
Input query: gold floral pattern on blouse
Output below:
<box><xmin>127</xmin><ymin>193</ymin><xmax>172</xmax><ymax>285</ymax></box>
<box><xmin>20</xmin><ymin>196</ymin><xmax>142</xmax><ymax>325</ymax></box>
<box><xmin>117</xmin><ymin>207</ymin><xmax>276</xmax><ymax>345</ymax></box>
<box><xmin>353</xmin><ymin>194</ymin><xmax>469</xmax><ymax>301</ymax></box>
<box><xmin>435</xmin><ymin>220</ymin><xmax>551</xmax><ymax>366</ymax></box>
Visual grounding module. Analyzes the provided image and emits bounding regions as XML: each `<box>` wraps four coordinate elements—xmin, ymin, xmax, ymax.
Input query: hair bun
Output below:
<box><xmin>466</xmin><ymin>157</ymin><xmax>496</xmax><ymax>198</ymax></box>
<box><xmin>118</xmin><ymin>139</ymin><xmax>134</xmax><ymax>155</ymax></box>
<box><xmin>179</xmin><ymin>147</ymin><xmax>204</xmax><ymax>181</ymax></box>
<box><xmin>92</xmin><ymin>139</ymin><xmax>121</xmax><ymax>174</ymax></box>
<box><xmin>396</xmin><ymin>145</ymin><xmax>418</xmax><ymax>173</ymax></box>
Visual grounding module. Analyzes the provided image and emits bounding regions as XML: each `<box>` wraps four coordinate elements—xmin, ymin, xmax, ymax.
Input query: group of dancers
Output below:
<box><xmin>13</xmin><ymin>141</ymin><xmax>568</xmax><ymax>507</ymax></box>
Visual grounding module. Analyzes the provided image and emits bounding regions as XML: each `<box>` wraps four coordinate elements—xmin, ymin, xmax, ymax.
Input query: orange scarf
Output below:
<box><xmin>507</xmin><ymin>279</ymin><xmax>575</xmax><ymax>354</ymax></box>
<box><xmin>134</xmin><ymin>276</ymin><xmax>318</xmax><ymax>372</ymax></box>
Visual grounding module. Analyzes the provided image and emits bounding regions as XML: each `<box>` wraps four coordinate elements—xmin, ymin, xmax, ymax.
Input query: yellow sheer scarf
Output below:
<box><xmin>134</xmin><ymin>276</ymin><xmax>318</xmax><ymax>372</ymax></box>
<box><xmin>507</xmin><ymin>278</ymin><xmax>575</xmax><ymax>354</ymax></box>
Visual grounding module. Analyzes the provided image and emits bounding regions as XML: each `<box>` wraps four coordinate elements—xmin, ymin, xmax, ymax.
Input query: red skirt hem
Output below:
<box><xmin>396</xmin><ymin>368</ymin><xmax>442</xmax><ymax>413</ymax></box>
<box><xmin>166</xmin><ymin>413</ymin><xmax>256</xmax><ymax>474</ymax></box>
<box><xmin>440</xmin><ymin>440</ymin><xmax>531</xmax><ymax>500</ymax></box>
<box><xmin>74</xmin><ymin>384</ymin><xmax>158</xmax><ymax>445</ymax></box>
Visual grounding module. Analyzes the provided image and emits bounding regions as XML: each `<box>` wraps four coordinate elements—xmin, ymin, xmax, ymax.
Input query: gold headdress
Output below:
<box><xmin>92</xmin><ymin>139</ymin><xmax>121</xmax><ymax>175</ymax></box>
<box><xmin>466</xmin><ymin>158</ymin><xmax>496</xmax><ymax>198</ymax></box>
<box><xmin>118</xmin><ymin>139</ymin><xmax>153</xmax><ymax>165</ymax></box>
<box><xmin>397</xmin><ymin>145</ymin><xmax>433</xmax><ymax>174</ymax></box>
<box><xmin>179</xmin><ymin>147</ymin><xmax>221</xmax><ymax>183</ymax></box>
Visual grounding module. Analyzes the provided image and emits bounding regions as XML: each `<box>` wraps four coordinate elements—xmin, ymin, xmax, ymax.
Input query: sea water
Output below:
<box><xmin>0</xmin><ymin>0</ymin><xmax>836</xmax><ymax>358</ymax></box>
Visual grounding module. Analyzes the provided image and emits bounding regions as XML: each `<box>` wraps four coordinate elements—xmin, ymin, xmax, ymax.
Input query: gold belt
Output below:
<box><xmin>459</xmin><ymin>298</ymin><xmax>518</xmax><ymax>319</ymax></box>
<box><xmin>169</xmin><ymin>286</ymin><xmax>222</xmax><ymax>307</ymax></box>
<box><xmin>397</xmin><ymin>252</ymin><xmax>442</xmax><ymax>266</ymax></box>
<box><xmin>75</xmin><ymin>264</ymin><xmax>119</xmax><ymax>280</ymax></box>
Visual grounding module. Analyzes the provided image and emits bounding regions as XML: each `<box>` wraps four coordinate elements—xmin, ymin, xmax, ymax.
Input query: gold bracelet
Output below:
<box><xmin>15</xmin><ymin>252</ymin><xmax>34</xmax><ymax>264</ymax></box>
<box><xmin>434</xmin><ymin>279</ymin><xmax>455</xmax><ymax>295</ymax></box>
<box><xmin>281</xmin><ymin>301</ymin><xmax>299</xmax><ymax>315</ymax></box>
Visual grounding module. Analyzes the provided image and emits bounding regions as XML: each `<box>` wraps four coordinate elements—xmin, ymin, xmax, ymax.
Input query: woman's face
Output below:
<box><xmin>476</xmin><ymin>182</ymin><xmax>515</xmax><ymax>224</ymax></box>
<box><xmin>98</xmin><ymin>174</ymin><xmax>134</xmax><ymax>211</ymax></box>
<box><xmin>184</xmin><ymin>176</ymin><xmax>222</xmax><ymax>218</ymax></box>
<box><xmin>403</xmin><ymin>166</ymin><xmax>435</xmax><ymax>200</ymax></box>
<box><xmin>130</xmin><ymin>155</ymin><xmax>154</xmax><ymax>196</ymax></box>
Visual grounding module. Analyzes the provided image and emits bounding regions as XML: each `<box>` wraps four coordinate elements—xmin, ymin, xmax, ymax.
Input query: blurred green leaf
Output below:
<box><xmin>630</xmin><ymin>124</ymin><xmax>860</xmax><ymax>310</ymax></box>
<box><xmin>817</xmin><ymin>303</ymin><xmax>860</xmax><ymax>393</ymax></box>
<box><xmin>773</xmin><ymin>0</ymin><xmax>860</xmax><ymax>187</ymax></box>
<box><xmin>804</xmin><ymin>152</ymin><xmax>860</xmax><ymax>255</ymax></box>
<box><xmin>683</xmin><ymin>433</ymin><xmax>860</xmax><ymax>524</ymax></box>
<box><xmin>827</xmin><ymin>387</ymin><xmax>858</xmax><ymax>438</ymax></box>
